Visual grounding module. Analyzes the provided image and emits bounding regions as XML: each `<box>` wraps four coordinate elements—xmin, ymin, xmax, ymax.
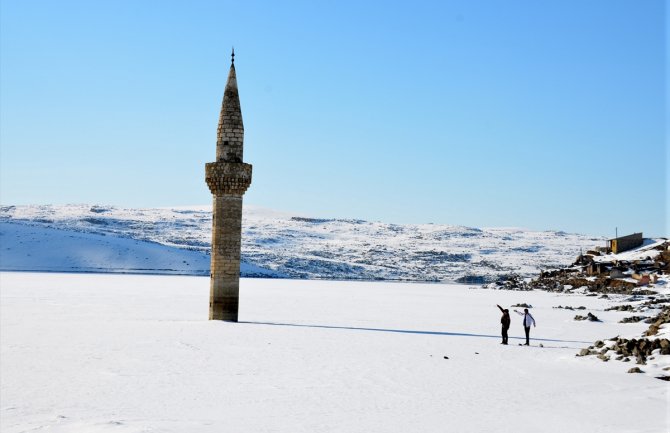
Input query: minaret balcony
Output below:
<box><xmin>205</xmin><ymin>161</ymin><xmax>252</xmax><ymax>196</ymax></box>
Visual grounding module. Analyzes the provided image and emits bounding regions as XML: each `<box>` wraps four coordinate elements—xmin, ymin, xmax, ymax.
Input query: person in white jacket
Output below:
<box><xmin>514</xmin><ymin>308</ymin><xmax>536</xmax><ymax>345</ymax></box>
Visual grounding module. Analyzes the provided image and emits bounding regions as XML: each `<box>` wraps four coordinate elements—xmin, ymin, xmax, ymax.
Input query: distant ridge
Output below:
<box><xmin>0</xmin><ymin>204</ymin><xmax>603</xmax><ymax>282</ymax></box>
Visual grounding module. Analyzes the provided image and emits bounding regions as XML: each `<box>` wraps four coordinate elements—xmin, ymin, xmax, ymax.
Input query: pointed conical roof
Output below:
<box><xmin>216</xmin><ymin>50</ymin><xmax>244</xmax><ymax>162</ymax></box>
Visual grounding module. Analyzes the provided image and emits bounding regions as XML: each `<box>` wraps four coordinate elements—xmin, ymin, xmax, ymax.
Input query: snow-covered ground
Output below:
<box><xmin>1</xmin><ymin>272</ymin><xmax>668</xmax><ymax>433</ymax></box>
<box><xmin>0</xmin><ymin>204</ymin><xmax>604</xmax><ymax>282</ymax></box>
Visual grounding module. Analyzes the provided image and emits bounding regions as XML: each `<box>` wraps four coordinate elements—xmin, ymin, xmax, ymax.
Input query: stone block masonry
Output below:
<box><xmin>205</xmin><ymin>162</ymin><xmax>252</xmax><ymax>196</ymax></box>
<box><xmin>208</xmin><ymin>195</ymin><xmax>245</xmax><ymax>321</ymax></box>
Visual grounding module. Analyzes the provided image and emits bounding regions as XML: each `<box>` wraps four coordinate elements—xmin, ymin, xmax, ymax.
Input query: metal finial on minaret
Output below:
<box><xmin>231</xmin><ymin>47</ymin><xmax>235</xmax><ymax>64</ymax></box>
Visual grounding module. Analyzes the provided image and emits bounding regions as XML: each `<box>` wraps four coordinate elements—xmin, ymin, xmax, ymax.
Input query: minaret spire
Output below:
<box><xmin>205</xmin><ymin>49</ymin><xmax>253</xmax><ymax>321</ymax></box>
<box><xmin>215</xmin><ymin>50</ymin><xmax>243</xmax><ymax>163</ymax></box>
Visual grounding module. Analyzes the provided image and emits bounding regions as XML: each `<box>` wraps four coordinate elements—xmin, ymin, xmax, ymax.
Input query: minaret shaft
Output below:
<box><xmin>209</xmin><ymin>195</ymin><xmax>243</xmax><ymax>320</ymax></box>
<box><xmin>205</xmin><ymin>52</ymin><xmax>252</xmax><ymax>321</ymax></box>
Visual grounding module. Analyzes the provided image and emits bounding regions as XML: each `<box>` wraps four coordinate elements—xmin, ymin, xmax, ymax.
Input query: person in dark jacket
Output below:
<box><xmin>496</xmin><ymin>304</ymin><xmax>511</xmax><ymax>345</ymax></box>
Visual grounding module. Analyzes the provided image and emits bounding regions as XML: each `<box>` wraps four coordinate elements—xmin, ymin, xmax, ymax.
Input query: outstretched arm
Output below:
<box><xmin>513</xmin><ymin>310</ymin><xmax>524</xmax><ymax>316</ymax></box>
<box><xmin>497</xmin><ymin>304</ymin><xmax>504</xmax><ymax>313</ymax></box>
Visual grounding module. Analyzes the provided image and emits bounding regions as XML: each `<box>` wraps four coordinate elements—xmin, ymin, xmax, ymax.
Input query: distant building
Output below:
<box><xmin>608</xmin><ymin>233</ymin><xmax>643</xmax><ymax>254</ymax></box>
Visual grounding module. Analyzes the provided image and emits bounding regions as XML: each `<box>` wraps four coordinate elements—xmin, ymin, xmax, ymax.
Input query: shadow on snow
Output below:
<box><xmin>240</xmin><ymin>321</ymin><xmax>591</xmax><ymax>345</ymax></box>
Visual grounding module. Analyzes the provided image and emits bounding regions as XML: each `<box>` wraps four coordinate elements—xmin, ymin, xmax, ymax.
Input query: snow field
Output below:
<box><xmin>1</xmin><ymin>272</ymin><xmax>668</xmax><ymax>433</ymax></box>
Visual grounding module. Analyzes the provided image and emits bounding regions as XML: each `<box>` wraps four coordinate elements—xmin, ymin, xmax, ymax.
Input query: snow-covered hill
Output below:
<box><xmin>0</xmin><ymin>222</ymin><xmax>277</xmax><ymax>277</ymax></box>
<box><xmin>0</xmin><ymin>204</ymin><xmax>604</xmax><ymax>282</ymax></box>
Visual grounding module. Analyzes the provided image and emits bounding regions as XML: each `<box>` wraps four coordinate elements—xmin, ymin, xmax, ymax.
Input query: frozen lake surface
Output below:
<box><xmin>1</xmin><ymin>272</ymin><xmax>668</xmax><ymax>433</ymax></box>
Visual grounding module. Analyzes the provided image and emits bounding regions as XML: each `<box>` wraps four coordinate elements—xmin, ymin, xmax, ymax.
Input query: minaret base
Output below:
<box><xmin>208</xmin><ymin>194</ymin><xmax>244</xmax><ymax>322</ymax></box>
<box><xmin>209</xmin><ymin>295</ymin><xmax>239</xmax><ymax>321</ymax></box>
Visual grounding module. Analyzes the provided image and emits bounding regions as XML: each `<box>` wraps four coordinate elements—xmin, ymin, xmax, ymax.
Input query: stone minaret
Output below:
<box><xmin>205</xmin><ymin>49</ymin><xmax>252</xmax><ymax>321</ymax></box>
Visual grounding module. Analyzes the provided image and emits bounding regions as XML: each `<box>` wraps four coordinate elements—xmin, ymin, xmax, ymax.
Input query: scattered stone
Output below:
<box><xmin>578</xmin><ymin>349</ymin><xmax>592</xmax><ymax>357</ymax></box>
<box><xmin>627</xmin><ymin>367</ymin><xmax>643</xmax><ymax>373</ymax></box>
<box><xmin>587</xmin><ymin>312</ymin><xmax>601</xmax><ymax>322</ymax></box>
<box><xmin>655</xmin><ymin>376</ymin><xmax>670</xmax><ymax>381</ymax></box>
<box><xmin>577</xmin><ymin>338</ymin><xmax>670</xmax><ymax>363</ymax></box>
<box><xmin>619</xmin><ymin>316</ymin><xmax>648</xmax><ymax>323</ymax></box>
<box><xmin>575</xmin><ymin>312</ymin><xmax>601</xmax><ymax>322</ymax></box>
<box><xmin>633</xmin><ymin>289</ymin><xmax>659</xmax><ymax>296</ymax></box>
<box><xmin>443</xmin><ymin>356</ymin><xmax>449</xmax><ymax>359</ymax></box>
<box><xmin>482</xmin><ymin>274</ymin><xmax>530</xmax><ymax>291</ymax></box>
<box><xmin>606</xmin><ymin>305</ymin><xmax>635</xmax><ymax>312</ymax></box>
<box><xmin>512</xmin><ymin>303</ymin><xmax>532</xmax><ymax>308</ymax></box>
<box><xmin>643</xmin><ymin>298</ymin><xmax>670</xmax><ymax>307</ymax></box>
<box><xmin>644</xmin><ymin>306</ymin><xmax>670</xmax><ymax>336</ymax></box>
<box><xmin>597</xmin><ymin>354</ymin><xmax>610</xmax><ymax>362</ymax></box>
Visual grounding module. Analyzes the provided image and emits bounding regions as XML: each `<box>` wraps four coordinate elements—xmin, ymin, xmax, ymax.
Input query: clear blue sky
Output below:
<box><xmin>1</xmin><ymin>0</ymin><xmax>666</xmax><ymax>237</ymax></box>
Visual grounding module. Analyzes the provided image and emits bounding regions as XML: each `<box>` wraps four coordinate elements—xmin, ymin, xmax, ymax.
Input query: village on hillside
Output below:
<box><xmin>487</xmin><ymin>232</ymin><xmax>669</xmax><ymax>294</ymax></box>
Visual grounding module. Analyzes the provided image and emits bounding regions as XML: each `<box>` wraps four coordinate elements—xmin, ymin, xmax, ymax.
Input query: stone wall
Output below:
<box><xmin>209</xmin><ymin>195</ymin><xmax>244</xmax><ymax>321</ymax></box>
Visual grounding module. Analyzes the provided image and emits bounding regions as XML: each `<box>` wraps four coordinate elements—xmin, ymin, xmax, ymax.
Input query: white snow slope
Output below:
<box><xmin>0</xmin><ymin>222</ymin><xmax>278</xmax><ymax>277</ymax></box>
<box><xmin>0</xmin><ymin>204</ymin><xmax>605</xmax><ymax>282</ymax></box>
<box><xmin>1</xmin><ymin>272</ymin><xmax>668</xmax><ymax>433</ymax></box>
